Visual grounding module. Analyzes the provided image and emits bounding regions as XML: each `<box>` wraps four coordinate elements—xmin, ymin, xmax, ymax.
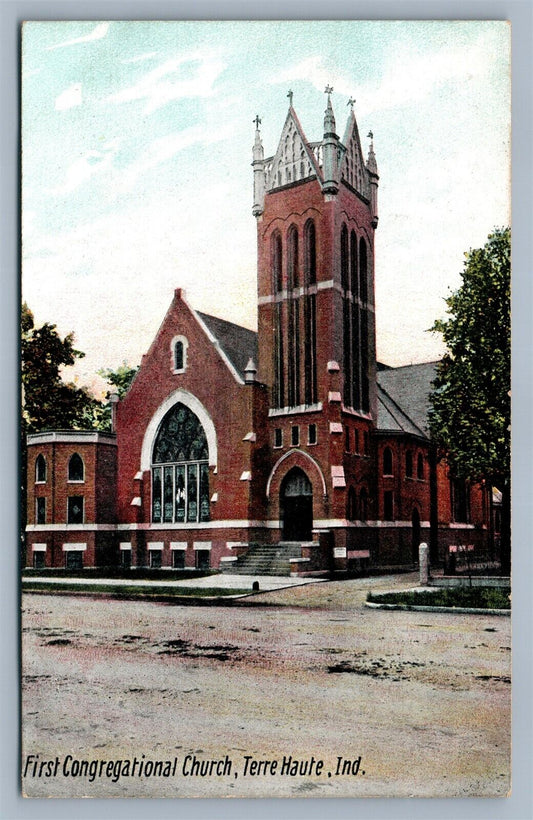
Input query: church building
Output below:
<box><xmin>25</xmin><ymin>91</ymin><xmax>494</xmax><ymax>574</ymax></box>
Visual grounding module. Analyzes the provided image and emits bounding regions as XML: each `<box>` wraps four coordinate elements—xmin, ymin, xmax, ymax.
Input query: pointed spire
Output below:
<box><xmin>244</xmin><ymin>358</ymin><xmax>257</xmax><ymax>383</ymax></box>
<box><xmin>287</xmin><ymin>89</ymin><xmax>294</xmax><ymax>108</ymax></box>
<box><xmin>366</xmin><ymin>130</ymin><xmax>378</xmax><ymax>175</ymax></box>
<box><xmin>323</xmin><ymin>84</ymin><xmax>336</xmax><ymax>135</ymax></box>
<box><xmin>322</xmin><ymin>85</ymin><xmax>339</xmax><ymax>196</ymax></box>
<box><xmin>252</xmin><ymin>115</ymin><xmax>265</xmax><ymax>217</ymax></box>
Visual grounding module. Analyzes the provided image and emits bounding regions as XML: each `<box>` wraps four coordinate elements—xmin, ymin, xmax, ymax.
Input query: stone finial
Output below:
<box><xmin>287</xmin><ymin>89</ymin><xmax>293</xmax><ymax>107</ymax></box>
<box><xmin>244</xmin><ymin>357</ymin><xmax>257</xmax><ymax>383</ymax></box>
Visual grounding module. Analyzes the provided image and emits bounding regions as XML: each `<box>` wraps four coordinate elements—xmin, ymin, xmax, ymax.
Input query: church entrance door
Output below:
<box><xmin>281</xmin><ymin>468</ymin><xmax>313</xmax><ymax>541</ymax></box>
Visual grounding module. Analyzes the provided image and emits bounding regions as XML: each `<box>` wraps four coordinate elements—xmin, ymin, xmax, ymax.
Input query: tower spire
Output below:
<box><xmin>366</xmin><ymin>131</ymin><xmax>379</xmax><ymax>228</ymax></box>
<box><xmin>252</xmin><ymin>115</ymin><xmax>265</xmax><ymax>218</ymax></box>
<box><xmin>322</xmin><ymin>85</ymin><xmax>339</xmax><ymax>197</ymax></box>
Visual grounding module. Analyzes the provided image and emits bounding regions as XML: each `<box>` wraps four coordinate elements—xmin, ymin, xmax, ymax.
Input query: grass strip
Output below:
<box><xmin>21</xmin><ymin>582</ymin><xmax>252</xmax><ymax>598</ymax></box>
<box><xmin>367</xmin><ymin>587</ymin><xmax>510</xmax><ymax>609</ymax></box>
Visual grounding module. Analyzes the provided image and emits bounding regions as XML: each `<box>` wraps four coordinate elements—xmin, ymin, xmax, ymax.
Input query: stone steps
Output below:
<box><xmin>221</xmin><ymin>543</ymin><xmax>303</xmax><ymax>576</ymax></box>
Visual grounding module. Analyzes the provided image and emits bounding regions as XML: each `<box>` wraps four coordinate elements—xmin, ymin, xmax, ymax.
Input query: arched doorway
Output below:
<box><xmin>280</xmin><ymin>467</ymin><xmax>313</xmax><ymax>541</ymax></box>
<box><xmin>411</xmin><ymin>507</ymin><xmax>421</xmax><ymax>563</ymax></box>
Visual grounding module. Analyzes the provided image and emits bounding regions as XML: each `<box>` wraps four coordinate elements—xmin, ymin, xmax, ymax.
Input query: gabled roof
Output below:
<box><xmin>376</xmin><ymin>362</ymin><xmax>438</xmax><ymax>437</ymax></box>
<box><xmin>196</xmin><ymin>312</ymin><xmax>258</xmax><ymax>381</ymax></box>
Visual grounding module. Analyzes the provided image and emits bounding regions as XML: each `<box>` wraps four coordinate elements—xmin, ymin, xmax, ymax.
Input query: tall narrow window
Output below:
<box><xmin>383</xmin><ymin>447</ymin><xmax>393</xmax><ymax>476</ymax></box>
<box><xmin>68</xmin><ymin>453</ymin><xmax>84</xmax><ymax>482</ymax></box>
<box><xmin>417</xmin><ymin>453</ymin><xmax>425</xmax><ymax>480</ymax></box>
<box><xmin>406</xmin><ymin>450</ymin><xmax>413</xmax><ymax>478</ymax></box>
<box><xmin>271</xmin><ymin>231</ymin><xmax>282</xmax><ymax>293</ymax></box>
<box><xmin>452</xmin><ymin>478</ymin><xmax>470</xmax><ymax>523</ymax></box>
<box><xmin>340</xmin><ymin>224</ymin><xmax>349</xmax><ymax>291</ymax></box>
<box><xmin>303</xmin><ymin>220</ymin><xmax>317</xmax><ymax>405</ymax></box>
<box><xmin>347</xmin><ymin>487</ymin><xmax>357</xmax><ymax>520</ymax></box>
<box><xmin>360</xmin><ymin>488</ymin><xmax>368</xmax><ymax>521</ymax></box>
<box><xmin>174</xmin><ymin>341</ymin><xmax>184</xmax><ymax>371</ymax></box>
<box><xmin>35</xmin><ymin>454</ymin><xmax>46</xmax><ymax>483</ymax></box>
<box><xmin>36</xmin><ymin>497</ymin><xmax>46</xmax><ymax>524</ymax></box>
<box><xmin>287</xmin><ymin>225</ymin><xmax>300</xmax><ymax>407</ymax></box>
<box><xmin>350</xmin><ymin>230</ymin><xmax>358</xmax><ymax>296</ymax></box>
<box><xmin>359</xmin><ymin>237</ymin><xmax>368</xmax><ymax>304</ymax></box>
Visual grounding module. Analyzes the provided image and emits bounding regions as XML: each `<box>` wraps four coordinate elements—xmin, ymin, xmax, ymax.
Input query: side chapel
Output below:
<box><xmin>25</xmin><ymin>91</ymin><xmax>495</xmax><ymax>573</ymax></box>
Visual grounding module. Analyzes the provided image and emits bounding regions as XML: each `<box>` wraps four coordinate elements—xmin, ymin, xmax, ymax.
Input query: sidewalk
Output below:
<box><xmin>21</xmin><ymin>573</ymin><xmax>323</xmax><ymax>592</ymax></box>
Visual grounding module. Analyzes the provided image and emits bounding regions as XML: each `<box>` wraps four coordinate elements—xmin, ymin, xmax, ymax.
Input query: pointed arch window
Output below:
<box><xmin>304</xmin><ymin>220</ymin><xmax>316</xmax><ymax>286</ymax></box>
<box><xmin>151</xmin><ymin>402</ymin><xmax>210</xmax><ymax>524</ymax></box>
<box><xmin>287</xmin><ymin>225</ymin><xmax>299</xmax><ymax>289</ymax></box>
<box><xmin>340</xmin><ymin>224</ymin><xmax>349</xmax><ymax>291</ymax></box>
<box><xmin>171</xmin><ymin>335</ymin><xmax>188</xmax><ymax>374</ymax></box>
<box><xmin>68</xmin><ymin>453</ymin><xmax>84</xmax><ymax>482</ymax></box>
<box><xmin>35</xmin><ymin>454</ymin><xmax>46</xmax><ymax>483</ymax></box>
<box><xmin>350</xmin><ymin>230</ymin><xmax>358</xmax><ymax>296</ymax></box>
<box><xmin>303</xmin><ymin>219</ymin><xmax>317</xmax><ymax>406</ymax></box>
<box><xmin>359</xmin><ymin>237</ymin><xmax>368</xmax><ymax>304</ymax></box>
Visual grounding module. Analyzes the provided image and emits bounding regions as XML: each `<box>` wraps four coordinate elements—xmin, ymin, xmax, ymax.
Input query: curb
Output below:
<box><xmin>365</xmin><ymin>601</ymin><xmax>510</xmax><ymax>616</ymax></box>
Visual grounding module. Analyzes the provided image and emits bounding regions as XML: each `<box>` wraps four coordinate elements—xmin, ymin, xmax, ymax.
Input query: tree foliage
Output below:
<box><xmin>429</xmin><ymin>227</ymin><xmax>510</xmax><ymax>485</ymax></box>
<box><xmin>21</xmin><ymin>303</ymin><xmax>103</xmax><ymax>433</ymax></box>
<box><xmin>96</xmin><ymin>363</ymin><xmax>139</xmax><ymax>429</ymax></box>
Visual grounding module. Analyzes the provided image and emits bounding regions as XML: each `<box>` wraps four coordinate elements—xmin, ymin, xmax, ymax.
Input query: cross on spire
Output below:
<box><xmin>253</xmin><ymin>114</ymin><xmax>261</xmax><ymax>129</ymax></box>
<box><xmin>324</xmin><ymin>84</ymin><xmax>334</xmax><ymax>96</ymax></box>
<box><xmin>347</xmin><ymin>96</ymin><xmax>356</xmax><ymax>110</ymax></box>
<box><xmin>287</xmin><ymin>89</ymin><xmax>293</xmax><ymax>106</ymax></box>
<box><xmin>367</xmin><ymin>130</ymin><xmax>373</xmax><ymax>140</ymax></box>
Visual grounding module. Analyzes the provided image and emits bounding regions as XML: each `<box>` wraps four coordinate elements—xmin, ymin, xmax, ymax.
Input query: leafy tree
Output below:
<box><xmin>429</xmin><ymin>227</ymin><xmax>510</xmax><ymax>573</ymax></box>
<box><xmin>21</xmin><ymin>302</ymin><xmax>102</xmax><ymax>433</ymax></box>
<box><xmin>96</xmin><ymin>363</ymin><xmax>139</xmax><ymax>429</ymax></box>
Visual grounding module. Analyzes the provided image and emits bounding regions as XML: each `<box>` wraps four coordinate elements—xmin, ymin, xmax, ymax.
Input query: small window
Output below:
<box><xmin>67</xmin><ymin>496</ymin><xmax>84</xmax><ymax>524</ymax></box>
<box><xmin>345</xmin><ymin>427</ymin><xmax>350</xmax><ymax>452</ymax></box>
<box><xmin>196</xmin><ymin>549</ymin><xmax>210</xmax><ymax>570</ymax></box>
<box><xmin>363</xmin><ymin>432</ymin><xmax>369</xmax><ymax>455</ymax></box>
<box><xmin>171</xmin><ymin>336</ymin><xmax>188</xmax><ymax>373</ymax></box>
<box><xmin>417</xmin><ymin>453</ymin><xmax>425</xmax><ymax>480</ymax></box>
<box><xmin>66</xmin><ymin>551</ymin><xmax>83</xmax><ymax>570</ymax></box>
<box><xmin>121</xmin><ymin>550</ymin><xmax>132</xmax><ymax>570</ymax></box>
<box><xmin>150</xmin><ymin>549</ymin><xmax>162</xmax><ymax>569</ymax></box>
<box><xmin>384</xmin><ymin>490</ymin><xmax>394</xmax><ymax>521</ymax></box>
<box><xmin>35</xmin><ymin>454</ymin><xmax>46</xmax><ymax>483</ymax></box>
<box><xmin>354</xmin><ymin>430</ymin><xmax>359</xmax><ymax>454</ymax></box>
<box><xmin>406</xmin><ymin>451</ymin><xmax>413</xmax><ymax>478</ymax></box>
<box><xmin>174</xmin><ymin>341</ymin><xmax>184</xmax><ymax>371</ymax></box>
<box><xmin>33</xmin><ymin>551</ymin><xmax>45</xmax><ymax>569</ymax></box>
<box><xmin>383</xmin><ymin>447</ymin><xmax>393</xmax><ymax>476</ymax></box>
<box><xmin>274</xmin><ymin>428</ymin><xmax>283</xmax><ymax>448</ymax></box>
<box><xmin>68</xmin><ymin>453</ymin><xmax>84</xmax><ymax>482</ymax></box>
<box><xmin>172</xmin><ymin>550</ymin><xmax>185</xmax><ymax>570</ymax></box>
<box><xmin>291</xmin><ymin>426</ymin><xmax>299</xmax><ymax>446</ymax></box>
<box><xmin>308</xmin><ymin>424</ymin><xmax>317</xmax><ymax>445</ymax></box>
<box><xmin>36</xmin><ymin>497</ymin><xmax>46</xmax><ymax>525</ymax></box>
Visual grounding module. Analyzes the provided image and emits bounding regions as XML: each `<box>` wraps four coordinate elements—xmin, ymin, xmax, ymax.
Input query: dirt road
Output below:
<box><xmin>21</xmin><ymin>574</ymin><xmax>511</xmax><ymax>798</ymax></box>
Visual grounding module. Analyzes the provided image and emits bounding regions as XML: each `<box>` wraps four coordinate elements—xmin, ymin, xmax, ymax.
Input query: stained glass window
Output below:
<box><xmin>151</xmin><ymin>402</ymin><xmax>210</xmax><ymax>524</ymax></box>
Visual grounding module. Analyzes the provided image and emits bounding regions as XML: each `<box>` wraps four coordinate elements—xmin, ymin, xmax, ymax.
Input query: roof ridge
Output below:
<box><xmin>377</xmin><ymin>383</ymin><xmax>427</xmax><ymax>438</ymax></box>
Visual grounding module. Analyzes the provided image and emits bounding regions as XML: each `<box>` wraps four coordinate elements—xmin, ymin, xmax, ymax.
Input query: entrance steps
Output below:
<box><xmin>220</xmin><ymin>543</ymin><xmax>303</xmax><ymax>576</ymax></box>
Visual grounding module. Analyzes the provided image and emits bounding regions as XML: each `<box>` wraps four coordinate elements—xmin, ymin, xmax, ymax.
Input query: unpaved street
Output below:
<box><xmin>21</xmin><ymin>575</ymin><xmax>511</xmax><ymax>798</ymax></box>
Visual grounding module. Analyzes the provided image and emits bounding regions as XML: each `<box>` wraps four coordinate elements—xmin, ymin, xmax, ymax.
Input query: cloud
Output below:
<box><xmin>109</xmin><ymin>52</ymin><xmax>226</xmax><ymax>114</ymax></box>
<box><xmin>273</xmin><ymin>40</ymin><xmax>491</xmax><ymax>116</ymax></box>
<box><xmin>51</xmin><ymin>145</ymin><xmax>118</xmax><ymax>196</ymax></box>
<box><xmin>46</xmin><ymin>22</ymin><xmax>110</xmax><ymax>51</ymax></box>
<box><xmin>121</xmin><ymin>52</ymin><xmax>159</xmax><ymax>65</ymax></box>
<box><xmin>55</xmin><ymin>83</ymin><xmax>82</xmax><ymax>111</ymax></box>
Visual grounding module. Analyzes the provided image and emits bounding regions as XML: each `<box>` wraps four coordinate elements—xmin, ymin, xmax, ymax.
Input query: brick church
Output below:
<box><xmin>25</xmin><ymin>92</ymin><xmax>495</xmax><ymax>574</ymax></box>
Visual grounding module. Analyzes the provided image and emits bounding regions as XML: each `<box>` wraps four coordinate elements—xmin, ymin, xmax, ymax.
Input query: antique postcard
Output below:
<box><xmin>21</xmin><ymin>20</ymin><xmax>511</xmax><ymax>799</ymax></box>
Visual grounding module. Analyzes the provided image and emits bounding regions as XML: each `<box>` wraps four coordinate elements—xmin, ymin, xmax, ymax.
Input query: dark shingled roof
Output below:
<box><xmin>196</xmin><ymin>311</ymin><xmax>258</xmax><ymax>381</ymax></box>
<box><xmin>377</xmin><ymin>361</ymin><xmax>438</xmax><ymax>437</ymax></box>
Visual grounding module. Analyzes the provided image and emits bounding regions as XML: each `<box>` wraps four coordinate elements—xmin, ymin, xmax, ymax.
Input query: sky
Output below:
<box><xmin>21</xmin><ymin>20</ymin><xmax>510</xmax><ymax>396</ymax></box>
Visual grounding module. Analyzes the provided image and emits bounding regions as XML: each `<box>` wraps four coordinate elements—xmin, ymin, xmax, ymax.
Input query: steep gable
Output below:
<box><xmin>340</xmin><ymin>111</ymin><xmax>371</xmax><ymax>199</ymax></box>
<box><xmin>265</xmin><ymin>108</ymin><xmax>322</xmax><ymax>192</ymax></box>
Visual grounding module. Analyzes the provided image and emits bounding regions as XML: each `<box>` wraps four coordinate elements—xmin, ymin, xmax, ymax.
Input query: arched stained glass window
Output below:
<box><xmin>68</xmin><ymin>453</ymin><xmax>84</xmax><ymax>482</ymax></box>
<box><xmin>271</xmin><ymin>231</ymin><xmax>283</xmax><ymax>293</ymax></box>
<box><xmin>151</xmin><ymin>402</ymin><xmax>210</xmax><ymax>524</ymax></box>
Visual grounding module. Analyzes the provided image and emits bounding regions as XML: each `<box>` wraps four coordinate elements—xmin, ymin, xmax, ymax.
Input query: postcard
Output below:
<box><xmin>21</xmin><ymin>20</ymin><xmax>511</xmax><ymax>799</ymax></box>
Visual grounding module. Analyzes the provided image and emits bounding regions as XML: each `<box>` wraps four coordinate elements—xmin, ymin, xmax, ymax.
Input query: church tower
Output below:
<box><xmin>253</xmin><ymin>89</ymin><xmax>379</xmax><ymax>542</ymax></box>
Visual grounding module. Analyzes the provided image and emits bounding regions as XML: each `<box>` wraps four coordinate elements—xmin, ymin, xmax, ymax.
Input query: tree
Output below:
<box><xmin>429</xmin><ymin>227</ymin><xmax>510</xmax><ymax>573</ymax></box>
<box><xmin>22</xmin><ymin>303</ymin><xmax>103</xmax><ymax>433</ymax></box>
<box><xmin>96</xmin><ymin>363</ymin><xmax>139</xmax><ymax>430</ymax></box>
